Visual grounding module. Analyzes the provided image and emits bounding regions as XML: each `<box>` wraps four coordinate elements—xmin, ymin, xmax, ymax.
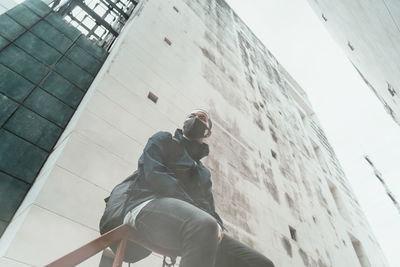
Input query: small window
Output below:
<box><xmin>387</xmin><ymin>82</ymin><xmax>396</xmax><ymax>97</ymax></box>
<box><xmin>147</xmin><ymin>91</ymin><xmax>158</xmax><ymax>103</ymax></box>
<box><xmin>347</xmin><ymin>41</ymin><xmax>355</xmax><ymax>51</ymax></box>
<box><xmin>312</xmin><ymin>216</ymin><xmax>317</xmax><ymax>224</ymax></box>
<box><xmin>322</xmin><ymin>14</ymin><xmax>327</xmax><ymax>21</ymax></box>
<box><xmin>289</xmin><ymin>226</ymin><xmax>297</xmax><ymax>241</ymax></box>
<box><xmin>271</xmin><ymin>149</ymin><xmax>277</xmax><ymax>159</ymax></box>
<box><xmin>164</xmin><ymin>37</ymin><xmax>172</xmax><ymax>46</ymax></box>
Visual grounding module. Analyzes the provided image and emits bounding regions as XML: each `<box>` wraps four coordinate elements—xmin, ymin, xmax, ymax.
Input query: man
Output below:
<box><xmin>100</xmin><ymin>109</ymin><xmax>275</xmax><ymax>267</ymax></box>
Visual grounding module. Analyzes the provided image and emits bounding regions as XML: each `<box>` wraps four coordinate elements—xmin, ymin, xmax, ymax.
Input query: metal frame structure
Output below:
<box><xmin>45</xmin><ymin>224</ymin><xmax>177</xmax><ymax>267</ymax></box>
<box><xmin>51</xmin><ymin>0</ymin><xmax>138</xmax><ymax>50</ymax></box>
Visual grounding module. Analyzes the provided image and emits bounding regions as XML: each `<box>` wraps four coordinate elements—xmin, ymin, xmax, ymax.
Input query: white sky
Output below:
<box><xmin>224</xmin><ymin>0</ymin><xmax>400</xmax><ymax>266</ymax></box>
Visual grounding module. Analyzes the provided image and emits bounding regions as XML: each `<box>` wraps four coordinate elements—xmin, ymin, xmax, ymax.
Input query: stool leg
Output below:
<box><xmin>112</xmin><ymin>238</ymin><xmax>127</xmax><ymax>267</ymax></box>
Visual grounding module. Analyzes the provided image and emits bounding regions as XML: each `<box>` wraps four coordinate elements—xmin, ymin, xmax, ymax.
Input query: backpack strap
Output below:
<box><xmin>172</xmin><ymin>136</ymin><xmax>180</xmax><ymax>143</ymax></box>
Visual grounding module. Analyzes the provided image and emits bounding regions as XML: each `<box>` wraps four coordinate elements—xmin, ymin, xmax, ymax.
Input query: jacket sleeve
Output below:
<box><xmin>142</xmin><ymin>133</ymin><xmax>195</xmax><ymax>205</ymax></box>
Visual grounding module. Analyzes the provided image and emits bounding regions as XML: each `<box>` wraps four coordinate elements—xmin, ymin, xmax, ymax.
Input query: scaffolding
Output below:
<box><xmin>51</xmin><ymin>0</ymin><xmax>138</xmax><ymax>50</ymax></box>
<box><xmin>364</xmin><ymin>155</ymin><xmax>400</xmax><ymax>214</ymax></box>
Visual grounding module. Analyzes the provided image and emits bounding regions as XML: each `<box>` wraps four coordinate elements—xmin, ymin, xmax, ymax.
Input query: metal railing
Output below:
<box><xmin>50</xmin><ymin>0</ymin><xmax>139</xmax><ymax>51</ymax></box>
<box><xmin>45</xmin><ymin>224</ymin><xmax>177</xmax><ymax>267</ymax></box>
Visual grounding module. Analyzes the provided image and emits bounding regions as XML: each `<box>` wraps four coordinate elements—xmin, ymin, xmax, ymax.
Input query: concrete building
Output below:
<box><xmin>306</xmin><ymin>0</ymin><xmax>400</xmax><ymax>127</ymax></box>
<box><xmin>0</xmin><ymin>0</ymin><xmax>390</xmax><ymax>266</ymax></box>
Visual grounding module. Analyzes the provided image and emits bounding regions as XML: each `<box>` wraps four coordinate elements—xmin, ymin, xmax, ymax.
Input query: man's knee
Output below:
<box><xmin>185</xmin><ymin>214</ymin><xmax>219</xmax><ymax>239</ymax></box>
<box><xmin>195</xmin><ymin>216</ymin><xmax>219</xmax><ymax>234</ymax></box>
<box><xmin>261</xmin><ymin>257</ymin><xmax>275</xmax><ymax>267</ymax></box>
<box><xmin>180</xmin><ymin>214</ymin><xmax>219</xmax><ymax>256</ymax></box>
<box><xmin>254</xmin><ymin>254</ymin><xmax>275</xmax><ymax>267</ymax></box>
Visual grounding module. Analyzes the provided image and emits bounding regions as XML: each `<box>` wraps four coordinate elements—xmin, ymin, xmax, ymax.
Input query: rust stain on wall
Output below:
<box><xmin>269</xmin><ymin>126</ymin><xmax>278</xmax><ymax>143</ymax></box>
<box><xmin>261</xmin><ymin>164</ymin><xmax>280</xmax><ymax>204</ymax></box>
<box><xmin>317</xmin><ymin>258</ymin><xmax>330</xmax><ymax>267</ymax></box>
<box><xmin>297</xmin><ymin>160</ymin><xmax>314</xmax><ymax>197</ymax></box>
<box><xmin>200</xmin><ymin>47</ymin><xmax>217</xmax><ymax>65</ymax></box>
<box><xmin>285</xmin><ymin>191</ymin><xmax>303</xmax><ymax>221</ymax></box>
<box><xmin>315</xmin><ymin>185</ymin><xmax>331</xmax><ymax>216</ymax></box>
<box><xmin>254</xmin><ymin>115</ymin><xmax>265</xmax><ymax>131</ymax></box>
<box><xmin>285</xmin><ymin>192</ymin><xmax>295</xmax><ymax>209</ymax></box>
<box><xmin>237</xmin><ymin>31</ymin><xmax>255</xmax><ymax>89</ymax></box>
<box><xmin>202</xmin><ymin>64</ymin><xmax>244</xmax><ymax>110</ymax></box>
<box><xmin>266</xmin><ymin>111</ymin><xmax>278</xmax><ymax>128</ymax></box>
<box><xmin>298</xmin><ymin>248</ymin><xmax>310</xmax><ymax>266</ymax></box>
<box><xmin>281</xmin><ymin>236</ymin><xmax>292</xmax><ymax>257</ymax></box>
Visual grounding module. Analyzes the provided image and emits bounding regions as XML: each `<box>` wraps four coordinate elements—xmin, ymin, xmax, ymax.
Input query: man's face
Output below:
<box><xmin>188</xmin><ymin>111</ymin><xmax>209</xmax><ymax>128</ymax></box>
<box><xmin>183</xmin><ymin>110</ymin><xmax>212</xmax><ymax>142</ymax></box>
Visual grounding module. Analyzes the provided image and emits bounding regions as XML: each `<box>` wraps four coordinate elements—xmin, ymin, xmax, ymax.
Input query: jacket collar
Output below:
<box><xmin>174</xmin><ymin>129</ymin><xmax>209</xmax><ymax>160</ymax></box>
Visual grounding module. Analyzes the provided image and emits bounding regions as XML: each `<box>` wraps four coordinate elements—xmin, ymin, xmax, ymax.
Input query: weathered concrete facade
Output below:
<box><xmin>306</xmin><ymin>0</ymin><xmax>400</xmax><ymax>127</ymax></box>
<box><xmin>0</xmin><ymin>0</ymin><xmax>390</xmax><ymax>266</ymax></box>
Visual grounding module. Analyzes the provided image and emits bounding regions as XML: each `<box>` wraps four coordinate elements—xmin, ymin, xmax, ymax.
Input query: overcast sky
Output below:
<box><xmin>224</xmin><ymin>0</ymin><xmax>400</xmax><ymax>266</ymax></box>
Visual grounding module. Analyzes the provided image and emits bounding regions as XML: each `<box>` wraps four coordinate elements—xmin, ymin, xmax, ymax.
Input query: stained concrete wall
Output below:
<box><xmin>306</xmin><ymin>0</ymin><xmax>400</xmax><ymax>127</ymax></box>
<box><xmin>0</xmin><ymin>0</ymin><xmax>390</xmax><ymax>266</ymax></box>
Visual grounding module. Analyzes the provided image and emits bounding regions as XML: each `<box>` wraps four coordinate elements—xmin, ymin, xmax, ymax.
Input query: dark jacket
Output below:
<box><xmin>99</xmin><ymin>129</ymin><xmax>223</xmax><ymax>262</ymax></box>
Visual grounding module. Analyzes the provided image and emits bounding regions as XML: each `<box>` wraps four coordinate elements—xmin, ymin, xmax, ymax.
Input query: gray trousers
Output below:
<box><xmin>134</xmin><ymin>197</ymin><xmax>275</xmax><ymax>267</ymax></box>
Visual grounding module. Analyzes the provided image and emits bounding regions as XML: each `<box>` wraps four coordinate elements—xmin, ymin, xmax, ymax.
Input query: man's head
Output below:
<box><xmin>182</xmin><ymin>109</ymin><xmax>212</xmax><ymax>143</ymax></box>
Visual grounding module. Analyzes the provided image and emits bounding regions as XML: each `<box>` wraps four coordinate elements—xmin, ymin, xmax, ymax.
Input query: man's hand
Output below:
<box><xmin>217</xmin><ymin>224</ymin><xmax>224</xmax><ymax>243</ymax></box>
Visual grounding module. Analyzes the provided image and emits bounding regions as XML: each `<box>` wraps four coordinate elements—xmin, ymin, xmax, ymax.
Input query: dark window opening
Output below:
<box><xmin>164</xmin><ymin>37</ymin><xmax>172</xmax><ymax>46</ymax></box>
<box><xmin>271</xmin><ymin>149</ymin><xmax>277</xmax><ymax>159</ymax></box>
<box><xmin>387</xmin><ymin>82</ymin><xmax>396</xmax><ymax>97</ymax></box>
<box><xmin>347</xmin><ymin>41</ymin><xmax>355</xmax><ymax>51</ymax></box>
<box><xmin>147</xmin><ymin>91</ymin><xmax>158</xmax><ymax>103</ymax></box>
<box><xmin>289</xmin><ymin>226</ymin><xmax>297</xmax><ymax>241</ymax></box>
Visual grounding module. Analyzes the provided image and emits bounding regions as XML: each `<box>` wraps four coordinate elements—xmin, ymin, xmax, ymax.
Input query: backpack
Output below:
<box><xmin>99</xmin><ymin>171</ymin><xmax>151</xmax><ymax>263</ymax></box>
